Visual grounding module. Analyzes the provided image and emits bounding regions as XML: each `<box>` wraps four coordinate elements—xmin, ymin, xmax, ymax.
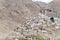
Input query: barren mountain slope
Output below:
<box><xmin>0</xmin><ymin>0</ymin><xmax>60</xmax><ymax>39</ymax></box>
<box><xmin>0</xmin><ymin>0</ymin><xmax>41</xmax><ymax>39</ymax></box>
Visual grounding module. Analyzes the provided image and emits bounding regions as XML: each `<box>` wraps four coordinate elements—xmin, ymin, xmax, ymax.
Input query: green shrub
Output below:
<box><xmin>18</xmin><ymin>38</ymin><xmax>28</xmax><ymax>40</ymax></box>
<box><xmin>18</xmin><ymin>37</ymin><xmax>45</xmax><ymax>40</ymax></box>
<box><xmin>57</xmin><ymin>38</ymin><xmax>60</xmax><ymax>40</ymax></box>
<box><xmin>36</xmin><ymin>37</ymin><xmax>45</xmax><ymax>40</ymax></box>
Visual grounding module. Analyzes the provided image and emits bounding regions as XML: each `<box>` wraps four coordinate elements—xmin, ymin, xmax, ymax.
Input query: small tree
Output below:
<box><xmin>50</xmin><ymin>17</ymin><xmax>55</xmax><ymax>22</ymax></box>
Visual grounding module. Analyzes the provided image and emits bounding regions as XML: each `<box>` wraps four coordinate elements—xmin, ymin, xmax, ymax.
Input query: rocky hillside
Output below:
<box><xmin>0</xmin><ymin>0</ymin><xmax>60</xmax><ymax>40</ymax></box>
<box><xmin>6</xmin><ymin>13</ymin><xmax>60</xmax><ymax>40</ymax></box>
